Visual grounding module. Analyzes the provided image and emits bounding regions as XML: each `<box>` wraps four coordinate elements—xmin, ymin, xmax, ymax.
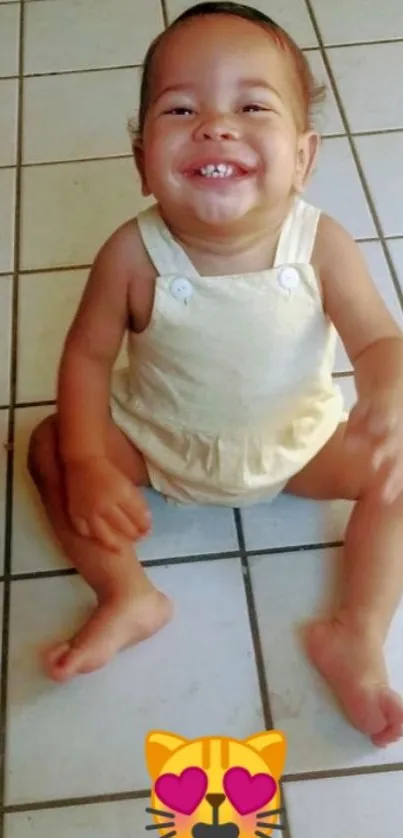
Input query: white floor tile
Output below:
<box><xmin>6</xmin><ymin>561</ymin><xmax>263</xmax><ymax>803</ymax></box>
<box><xmin>24</xmin><ymin>0</ymin><xmax>163</xmax><ymax>74</ymax></box>
<box><xmin>0</xmin><ymin>80</ymin><xmax>18</xmax><ymax>167</ymax></box>
<box><xmin>306</xmin><ymin>50</ymin><xmax>344</xmax><ymax>136</ymax></box>
<box><xmin>138</xmin><ymin>489</ymin><xmax>238</xmax><ymax>561</ymax></box>
<box><xmin>334</xmin><ymin>241</ymin><xmax>403</xmax><ymax>373</ymax></box>
<box><xmin>242</xmin><ymin>493</ymin><xmax>352</xmax><ymax>554</ymax></box>
<box><xmin>355</xmin><ymin>133</ymin><xmax>403</xmax><ymax>238</ymax></box>
<box><xmin>306</xmin><ymin>137</ymin><xmax>375</xmax><ymax>239</ymax></box>
<box><xmin>0</xmin><ymin>413</ymin><xmax>8</xmax><ymax>570</ymax></box>
<box><xmin>0</xmin><ymin>168</ymin><xmax>16</xmax><ymax>274</ymax></box>
<box><xmin>388</xmin><ymin>239</ymin><xmax>403</xmax><ymax>288</ymax></box>
<box><xmin>311</xmin><ymin>0</ymin><xmax>403</xmax><ymax>44</ymax></box>
<box><xmin>285</xmin><ymin>772</ymin><xmax>403</xmax><ymax>838</ymax></box>
<box><xmin>20</xmin><ymin>158</ymin><xmax>150</xmax><ymax>271</ymax></box>
<box><xmin>17</xmin><ymin>271</ymin><xmax>86</xmax><ymax>403</ymax></box>
<box><xmin>0</xmin><ymin>277</ymin><xmax>12</xmax><ymax>405</ymax></box>
<box><xmin>5</xmin><ymin>799</ymin><xmax>151</xmax><ymax>838</ymax></box>
<box><xmin>12</xmin><ymin>406</ymin><xmax>65</xmax><ymax>576</ymax></box>
<box><xmin>328</xmin><ymin>43</ymin><xmax>403</xmax><ymax>133</ymax></box>
<box><xmin>0</xmin><ymin>5</ymin><xmax>19</xmax><ymax>78</ymax></box>
<box><xmin>250</xmin><ymin>549</ymin><xmax>403</xmax><ymax>772</ymax></box>
<box><xmin>22</xmin><ymin>68</ymin><xmax>141</xmax><ymax>164</ymax></box>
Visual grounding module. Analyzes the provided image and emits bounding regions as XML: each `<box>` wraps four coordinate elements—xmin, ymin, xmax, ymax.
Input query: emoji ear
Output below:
<box><xmin>145</xmin><ymin>731</ymin><xmax>188</xmax><ymax>781</ymax></box>
<box><xmin>245</xmin><ymin>731</ymin><xmax>287</xmax><ymax>779</ymax></box>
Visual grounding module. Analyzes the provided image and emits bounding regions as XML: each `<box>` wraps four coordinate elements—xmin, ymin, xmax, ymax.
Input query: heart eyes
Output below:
<box><xmin>155</xmin><ymin>766</ymin><xmax>277</xmax><ymax>816</ymax></box>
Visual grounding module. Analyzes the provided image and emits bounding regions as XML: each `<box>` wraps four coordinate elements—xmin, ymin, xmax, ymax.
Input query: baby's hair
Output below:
<box><xmin>129</xmin><ymin>1</ymin><xmax>326</xmax><ymax>141</ymax></box>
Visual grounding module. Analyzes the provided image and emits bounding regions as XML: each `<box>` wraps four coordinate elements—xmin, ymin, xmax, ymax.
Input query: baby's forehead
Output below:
<box><xmin>149</xmin><ymin>15</ymin><xmax>291</xmax><ymax>95</ymax></box>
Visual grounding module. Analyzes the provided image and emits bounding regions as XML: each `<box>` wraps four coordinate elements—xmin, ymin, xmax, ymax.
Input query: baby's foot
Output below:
<box><xmin>43</xmin><ymin>589</ymin><xmax>173</xmax><ymax>682</ymax></box>
<box><xmin>304</xmin><ymin>616</ymin><xmax>403</xmax><ymax>747</ymax></box>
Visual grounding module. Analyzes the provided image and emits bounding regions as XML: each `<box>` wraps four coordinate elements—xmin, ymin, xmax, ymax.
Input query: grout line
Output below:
<box><xmin>160</xmin><ymin>0</ymin><xmax>169</xmax><ymax>28</ymax></box>
<box><xmin>14</xmin><ymin>399</ymin><xmax>56</xmax><ymax>410</ymax></box>
<box><xmin>235</xmin><ymin>513</ymin><xmax>293</xmax><ymax>838</ymax></box>
<box><xmin>282</xmin><ymin>761</ymin><xmax>403</xmax><ymax>783</ymax></box>
<box><xmin>317</xmin><ymin>36</ymin><xmax>403</xmax><ymax>49</ymax></box>
<box><xmin>0</xmin><ymin>2</ymin><xmax>24</xmax><ymax>834</ymax></box>
<box><xmin>247</xmin><ymin>540</ymin><xmax>343</xmax><ymax>560</ymax></box>
<box><xmin>10</xmin><ymin>549</ymin><xmax>243</xmax><ymax>582</ymax></box>
<box><xmin>20</xmin><ymin>63</ymin><xmax>143</xmax><ymax>80</ymax></box>
<box><xmin>18</xmin><ymin>264</ymin><xmax>91</xmax><ymax>276</ymax></box>
<box><xmin>234</xmin><ymin>509</ymin><xmax>274</xmax><ymax>731</ymax></box>
<box><xmin>4</xmin><ymin>787</ymin><xmax>151</xmax><ymax>814</ymax></box>
<box><xmin>20</xmin><ymin>153</ymin><xmax>132</xmax><ymax>169</ymax></box>
<box><xmin>303</xmin><ymin>0</ymin><xmax>403</xmax><ymax>314</ymax></box>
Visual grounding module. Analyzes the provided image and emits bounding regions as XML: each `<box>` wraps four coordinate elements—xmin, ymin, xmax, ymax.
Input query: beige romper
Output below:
<box><xmin>110</xmin><ymin>198</ymin><xmax>344</xmax><ymax>506</ymax></box>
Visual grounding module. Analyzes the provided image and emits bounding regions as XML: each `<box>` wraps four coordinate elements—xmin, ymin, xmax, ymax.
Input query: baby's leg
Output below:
<box><xmin>28</xmin><ymin>415</ymin><xmax>172</xmax><ymax>682</ymax></box>
<box><xmin>285</xmin><ymin>423</ymin><xmax>403</xmax><ymax>746</ymax></box>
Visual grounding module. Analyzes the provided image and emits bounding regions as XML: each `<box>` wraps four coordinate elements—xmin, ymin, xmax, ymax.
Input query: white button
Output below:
<box><xmin>170</xmin><ymin>278</ymin><xmax>193</xmax><ymax>303</ymax></box>
<box><xmin>278</xmin><ymin>267</ymin><xmax>300</xmax><ymax>291</ymax></box>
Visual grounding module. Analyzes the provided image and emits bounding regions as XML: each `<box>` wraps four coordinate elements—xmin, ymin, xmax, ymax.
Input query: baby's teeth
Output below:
<box><xmin>199</xmin><ymin>163</ymin><xmax>235</xmax><ymax>177</ymax></box>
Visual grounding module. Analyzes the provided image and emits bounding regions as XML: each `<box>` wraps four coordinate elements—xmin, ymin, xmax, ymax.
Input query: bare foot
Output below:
<box><xmin>43</xmin><ymin>589</ymin><xmax>173</xmax><ymax>682</ymax></box>
<box><xmin>304</xmin><ymin>617</ymin><xmax>403</xmax><ymax>747</ymax></box>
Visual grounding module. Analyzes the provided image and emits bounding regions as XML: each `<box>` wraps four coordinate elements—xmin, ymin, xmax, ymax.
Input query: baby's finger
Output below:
<box><xmin>121</xmin><ymin>494</ymin><xmax>152</xmax><ymax>534</ymax></box>
<box><xmin>344</xmin><ymin>403</ymin><xmax>374</xmax><ymax>448</ymax></box>
<box><xmin>71</xmin><ymin>516</ymin><xmax>91</xmax><ymax>538</ymax></box>
<box><xmin>372</xmin><ymin>438</ymin><xmax>399</xmax><ymax>471</ymax></box>
<box><xmin>91</xmin><ymin>514</ymin><xmax>122</xmax><ymax>552</ymax></box>
<box><xmin>382</xmin><ymin>464</ymin><xmax>403</xmax><ymax>505</ymax></box>
<box><xmin>367</xmin><ymin>408</ymin><xmax>398</xmax><ymax>438</ymax></box>
<box><xmin>103</xmin><ymin>505</ymin><xmax>139</xmax><ymax>542</ymax></box>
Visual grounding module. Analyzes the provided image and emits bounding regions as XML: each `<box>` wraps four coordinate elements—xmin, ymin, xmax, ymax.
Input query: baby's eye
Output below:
<box><xmin>242</xmin><ymin>104</ymin><xmax>269</xmax><ymax>113</ymax></box>
<box><xmin>165</xmin><ymin>107</ymin><xmax>195</xmax><ymax>116</ymax></box>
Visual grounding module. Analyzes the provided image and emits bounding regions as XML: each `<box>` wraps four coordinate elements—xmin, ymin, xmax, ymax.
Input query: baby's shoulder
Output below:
<box><xmin>96</xmin><ymin>216</ymin><xmax>154</xmax><ymax>282</ymax></box>
<box><xmin>313</xmin><ymin>213</ymin><xmax>357</xmax><ymax>268</ymax></box>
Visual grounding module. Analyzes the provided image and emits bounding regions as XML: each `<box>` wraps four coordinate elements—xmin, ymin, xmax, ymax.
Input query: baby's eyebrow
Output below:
<box><xmin>238</xmin><ymin>77</ymin><xmax>282</xmax><ymax>98</ymax></box>
<box><xmin>153</xmin><ymin>83</ymin><xmax>197</xmax><ymax>103</ymax></box>
<box><xmin>152</xmin><ymin>78</ymin><xmax>283</xmax><ymax>104</ymax></box>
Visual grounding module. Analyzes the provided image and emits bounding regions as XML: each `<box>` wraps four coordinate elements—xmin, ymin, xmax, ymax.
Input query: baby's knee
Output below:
<box><xmin>27</xmin><ymin>414</ymin><xmax>58</xmax><ymax>486</ymax></box>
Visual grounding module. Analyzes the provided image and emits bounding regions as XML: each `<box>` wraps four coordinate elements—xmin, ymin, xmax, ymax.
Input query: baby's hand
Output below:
<box><xmin>345</xmin><ymin>388</ymin><xmax>403</xmax><ymax>503</ymax></box>
<box><xmin>65</xmin><ymin>456</ymin><xmax>151</xmax><ymax>551</ymax></box>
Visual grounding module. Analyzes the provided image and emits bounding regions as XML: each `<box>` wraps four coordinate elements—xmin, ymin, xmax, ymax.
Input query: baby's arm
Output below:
<box><xmin>315</xmin><ymin>215</ymin><xmax>403</xmax><ymax>499</ymax></box>
<box><xmin>57</xmin><ymin>221</ymin><xmax>152</xmax><ymax>547</ymax></box>
<box><xmin>315</xmin><ymin>215</ymin><xmax>402</xmax><ymax>390</ymax></box>
<box><xmin>58</xmin><ymin>221</ymin><xmax>135</xmax><ymax>464</ymax></box>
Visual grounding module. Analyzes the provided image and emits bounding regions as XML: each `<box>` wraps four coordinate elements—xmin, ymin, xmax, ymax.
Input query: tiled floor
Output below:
<box><xmin>1</xmin><ymin>0</ymin><xmax>403</xmax><ymax>836</ymax></box>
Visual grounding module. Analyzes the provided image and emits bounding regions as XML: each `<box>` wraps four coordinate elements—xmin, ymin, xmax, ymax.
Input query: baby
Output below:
<box><xmin>29</xmin><ymin>2</ymin><xmax>403</xmax><ymax>747</ymax></box>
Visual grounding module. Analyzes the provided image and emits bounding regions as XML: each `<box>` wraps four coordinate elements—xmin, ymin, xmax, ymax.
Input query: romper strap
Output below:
<box><xmin>136</xmin><ymin>204</ymin><xmax>200</xmax><ymax>278</ymax></box>
<box><xmin>274</xmin><ymin>197</ymin><xmax>321</xmax><ymax>266</ymax></box>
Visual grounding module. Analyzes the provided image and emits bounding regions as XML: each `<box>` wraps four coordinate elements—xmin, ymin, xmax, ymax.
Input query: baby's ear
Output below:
<box><xmin>145</xmin><ymin>731</ymin><xmax>188</xmax><ymax>780</ymax></box>
<box><xmin>295</xmin><ymin>130</ymin><xmax>320</xmax><ymax>192</ymax></box>
<box><xmin>133</xmin><ymin>137</ymin><xmax>151</xmax><ymax>196</ymax></box>
<box><xmin>245</xmin><ymin>731</ymin><xmax>287</xmax><ymax>779</ymax></box>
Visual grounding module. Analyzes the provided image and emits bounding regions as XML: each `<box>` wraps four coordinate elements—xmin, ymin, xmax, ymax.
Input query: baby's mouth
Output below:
<box><xmin>184</xmin><ymin>160</ymin><xmax>254</xmax><ymax>180</ymax></box>
<box><xmin>194</xmin><ymin>163</ymin><xmax>243</xmax><ymax>179</ymax></box>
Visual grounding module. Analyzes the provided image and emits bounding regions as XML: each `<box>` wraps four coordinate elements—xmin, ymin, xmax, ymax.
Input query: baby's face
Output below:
<box><xmin>137</xmin><ymin>14</ymin><xmax>315</xmax><ymax>231</ymax></box>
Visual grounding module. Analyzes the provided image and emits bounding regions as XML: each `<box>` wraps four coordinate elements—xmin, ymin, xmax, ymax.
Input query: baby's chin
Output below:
<box><xmin>186</xmin><ymin>192</ymin><xmax>257</xmax><ymax>228</ymax></box>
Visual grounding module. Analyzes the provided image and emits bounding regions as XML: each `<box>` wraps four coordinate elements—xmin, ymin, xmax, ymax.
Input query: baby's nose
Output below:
<box><xmin>194</xmin><ymin>116</ymin><xmax>240</xmax><ymax>142</ymax></box>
